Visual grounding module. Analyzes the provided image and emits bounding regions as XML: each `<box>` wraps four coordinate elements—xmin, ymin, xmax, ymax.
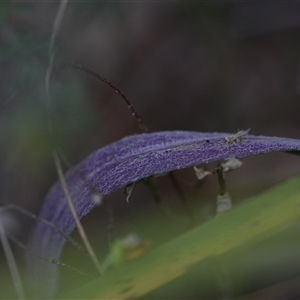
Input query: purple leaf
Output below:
<box><xmin>27</xmin><ymin>131</ymin><xmax>300</xmax><ymax>297</ymax></box>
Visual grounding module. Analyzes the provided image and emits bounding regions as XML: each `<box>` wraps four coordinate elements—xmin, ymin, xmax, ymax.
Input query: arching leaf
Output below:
<box><xmin>27</xmin><ymin>131</ymin><xmax>300</xmax><ymax>297</ymax></box>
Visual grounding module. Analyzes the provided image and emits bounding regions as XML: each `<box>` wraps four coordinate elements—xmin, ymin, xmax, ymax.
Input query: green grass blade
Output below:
<box><xmin>63</xmin><ymin>175</ymin><xmax>300</xmax><ymax>299</ymax></box>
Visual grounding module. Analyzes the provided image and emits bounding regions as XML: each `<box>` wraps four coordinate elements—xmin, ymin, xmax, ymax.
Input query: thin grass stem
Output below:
<box><xmin>0</xmin><ymin>204</ymin><xmax>87</xmax><ymax>254</ymax></box>
<box><xmin>7</xmin><ymin>234</ymin><xmax>89</xmax><ymax>277</ymax></box>
<box><xmin>53</xmin><ymin>151</ymin><xmax>103</xmax><ymax>275</ymax></box>
<box><xmin>0</xmin><ymin>222</ymin><xmax>25</xmax><ymax>300</ymax></box>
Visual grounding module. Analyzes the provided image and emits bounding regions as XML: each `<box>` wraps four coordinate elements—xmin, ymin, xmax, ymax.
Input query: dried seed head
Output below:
<box><xmin>221</xmin><ymin>157</ymin><xmax>243</xmax><ymax>172</ymax></box>
<box><xmin>225</xmin><ymin>128</ymin><xmax>251</xmax><ymax>145</ymax></box>
<box><xmin>193</xmin><ymin>166</ymin><xmax>212</xmax><ymax>180</ymax></box>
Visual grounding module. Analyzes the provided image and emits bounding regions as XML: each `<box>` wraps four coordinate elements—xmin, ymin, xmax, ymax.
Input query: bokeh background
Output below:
<box><xmin>1</xmin><ymin>1</ymin><xmax>300</xmax><ymax>298</ymax></box>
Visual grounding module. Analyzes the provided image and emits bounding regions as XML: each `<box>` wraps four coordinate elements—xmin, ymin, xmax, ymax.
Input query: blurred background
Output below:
<box><xmin>1</xmin><ymin>1</ymin><xmax>300</xmax><ymax>298</ymax></box>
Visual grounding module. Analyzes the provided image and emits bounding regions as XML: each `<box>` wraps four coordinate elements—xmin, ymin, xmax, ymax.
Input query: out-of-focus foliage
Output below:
<box><xmin>1</xmin><ymin>2</ymin><xmax>300</xmax><ymax>299</ymax></box>
<box><xmin>0</xmin><ymin>4</ymin><xmax>98</xmax><ymax>296</ymax></box>
<box><xmin>0</xmin><ymin>3</ymin><xmax>99</xmax><ymax>208</ymax></box>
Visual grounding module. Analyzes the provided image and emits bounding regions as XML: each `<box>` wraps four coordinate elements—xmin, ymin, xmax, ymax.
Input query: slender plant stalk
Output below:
<box><xmin>215</xmin><ymin>167</ymin><xmax>226</xmax><ymax>195</ymax></box>
<box><xmin>7</xmin><ymin>234</ymin><xmax>88</xmax><ymax>277</ymax></box>
<box><xmin>0</xmin><ymin>222</ymin><xmax>25</xmax><ymax>300</ymax></box>
<box><xmin>45</xmin><ymin>0</ymin><xmax>102</xmax><ymax>276</ymax></box>
<box><xmin>0</xmin><ymin>204</ymin><xmax>87</xmax><ymax>254</ymax></box>
<box><xmin>53</xmin><ymin>151</ymin><xmax>103</xmax><ymax>274</ymax></box>
<box><xmin>45</xmin><ymin>0</ymin><xmax>68</xmax><ymax>133</ymax></box>
<box><xmin>46</xmin><ymin>0</ymin><xmax>68</xmax><ymax>91</ymax></box>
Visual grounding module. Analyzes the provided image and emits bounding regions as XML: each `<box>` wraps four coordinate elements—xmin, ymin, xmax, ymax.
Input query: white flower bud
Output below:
<box><xmin>216</xmin><ymin>192</ymin><xmax>232</xmax><ymax>217</ymax></box>
<box><xmin>90</xmin><ymin>191</ymin><xmax>103</xmax><ymax>206</ymax></box>
<box><xmin>193</xmin><ymin>166</ymin><xmax>212</xmax><ymax>180</ymax></box>
<box><xmin>221</xmin><ymin>157</ymin><xmax>243</xmax><ymax>172</ymax></box>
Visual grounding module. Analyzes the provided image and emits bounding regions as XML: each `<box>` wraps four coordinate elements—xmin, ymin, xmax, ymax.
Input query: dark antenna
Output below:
<box><xmin>62</xmin><ymin>63</ymin><xmax>149</xmax><ymax>133</ymax></box>
<box><xmin>61</xmin><ymin>64</ymin><xmax>188</xmax><ymax>218</ymax></box>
